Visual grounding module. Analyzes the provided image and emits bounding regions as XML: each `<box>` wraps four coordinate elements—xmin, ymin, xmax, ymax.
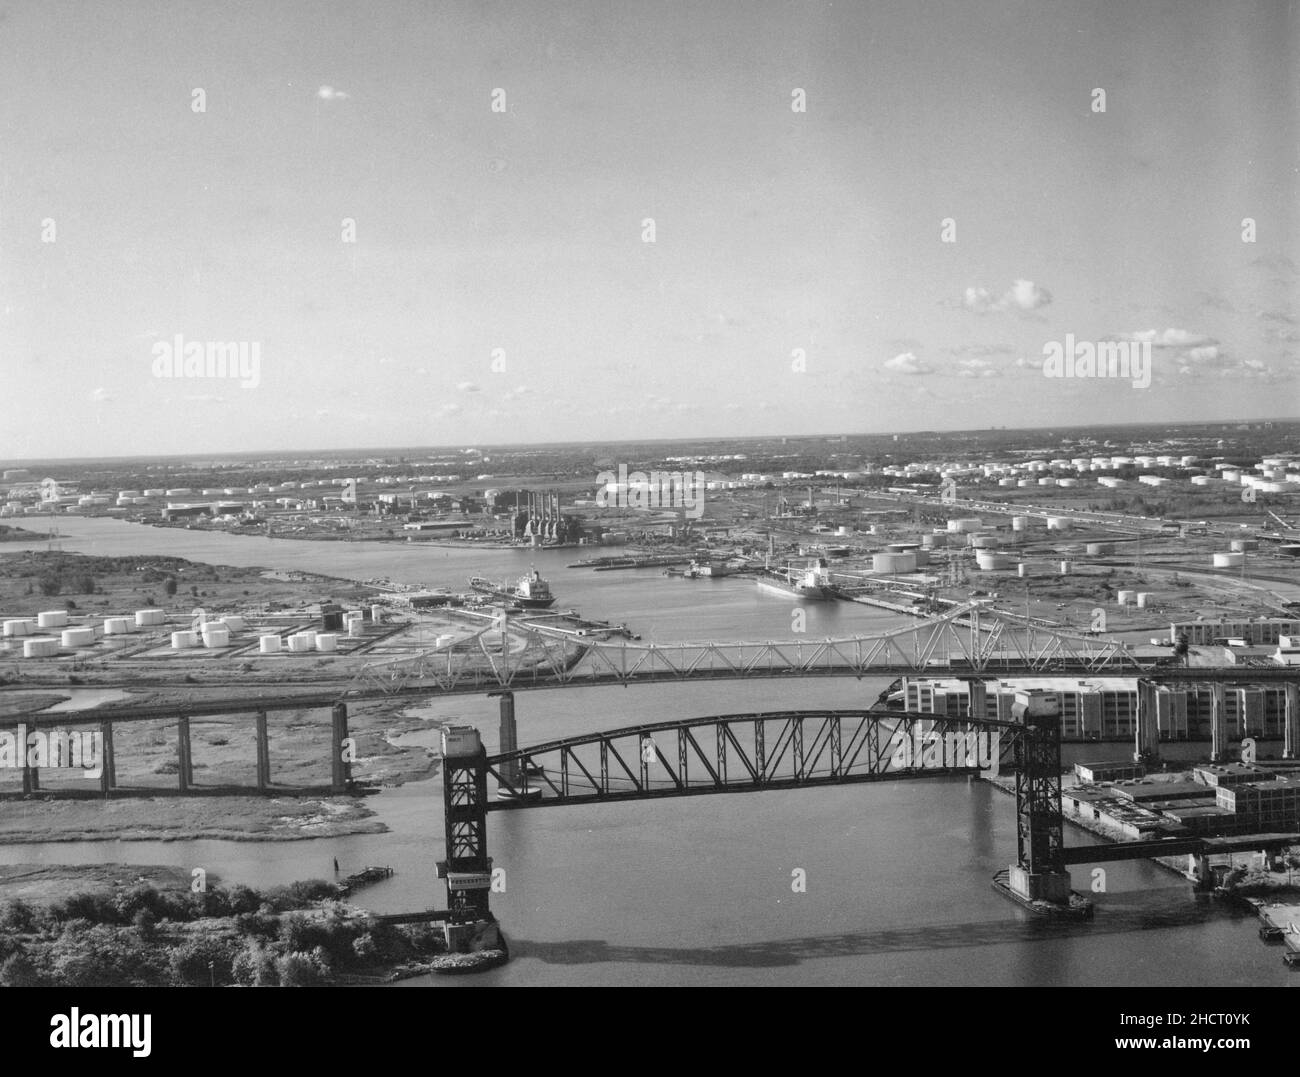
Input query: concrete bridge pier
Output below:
<box><xmin>21</xmin><ymin>720</ymin><xmax>38</xmax><ymax>793</ymax></box>
<box><xmin>1210</xmin><ymin>682</ymin><xmax>1227</xmax><ymax>763</ymax></box>
<box><xmin>1285</xmin><ymin>684</ymin><xmax>1299</xmax><ymax>761</ymax></box>
<box><xmin>330</xmin><ymin>703</ymin><xmax>351</xmax><ymax>793</ymax></box>
<box><xmin>177</xmin><ymin>717</ymin><xmax>194</xmax><ymax>791</ymax></box>
<box><xmin>1188</xmin><ymin>852</ymin><xmax>1216</xmax><ymax>891</ymax></box>
<box><xmin>497</xmin><ymin>692</ymin><xmax>519</xmax><ymax>784</ymax></box>
<box><xmin>99</xmin><ymin>720</ymin><xmax>116</xmax><ymax>794</ymax></box>
<box><xmin>255</xmin><ymin>711</ymin><xmax>271</xmax><ymax>790</ymax></box>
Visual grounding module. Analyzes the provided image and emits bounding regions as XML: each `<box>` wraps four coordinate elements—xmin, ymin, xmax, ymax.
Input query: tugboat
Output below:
<box><xmin>468</xmin><ymin>568</ymin><xmax>557</xmax><ymax>609</ymax></box>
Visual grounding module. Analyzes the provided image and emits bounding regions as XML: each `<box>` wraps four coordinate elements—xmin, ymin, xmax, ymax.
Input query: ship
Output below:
<box><xmin>755</xmin><ymin>559</ymin><xmax>838</xmax><ymax>601</ymax></box>
<box><xmin>468</xmin><ymin>568</ymin><xmax>557</xmax><ymax>608</ymax></box>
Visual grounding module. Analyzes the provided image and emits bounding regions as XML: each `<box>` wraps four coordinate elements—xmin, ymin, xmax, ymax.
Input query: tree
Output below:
<box><xmin>164</xmin><ymin>577</ymin><xmax>177</xmax><ymax>596</ymax></box>
<box><xmin>74</xmin><ymin>574</ymin><xmax>96</xmax><ymax>594</ymax></box>
<box><xmin>0</xmin><ymin>952</ymin><xmax>41</xmax><ymax>987</ymax></box>
<box><xmin>38</xmin><ymin>575</ymin><xmax>60</xmax><ymax>596</ymax></box>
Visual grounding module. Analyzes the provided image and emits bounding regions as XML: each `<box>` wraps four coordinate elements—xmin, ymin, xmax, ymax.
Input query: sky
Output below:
<box><xmin>0</xmin><ymin>0</ymin><xmax>1296</xmax><ymax>460</ymax></box>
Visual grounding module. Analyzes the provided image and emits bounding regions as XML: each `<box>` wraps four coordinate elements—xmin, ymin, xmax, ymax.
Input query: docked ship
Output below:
<box><xmin>755</xmin><ymin>559</ymin><xmax>838</xmax><ymax>601</ymax></box>
<box><xmin>468</xmin><ymin>568</ymin><xmax>557</xmax><ymax>608</ymax></box>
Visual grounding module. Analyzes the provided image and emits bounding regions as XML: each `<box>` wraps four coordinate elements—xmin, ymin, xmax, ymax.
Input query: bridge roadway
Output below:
<box><xmin>5</xmin><ymin>661</ymin><xmax>1291</xmax><ymax>727</ymax></box>
<box><xmin>1060</xmin><ymin>833</ymin><xmax>1300</xmax><ymax>865</ymax></box>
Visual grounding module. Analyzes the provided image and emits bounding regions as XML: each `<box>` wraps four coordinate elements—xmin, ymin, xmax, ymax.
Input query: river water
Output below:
<box><xmin>0</xmin><ymin>518</ymin><xmax>1292</xmax><ymax>986</ymax></box>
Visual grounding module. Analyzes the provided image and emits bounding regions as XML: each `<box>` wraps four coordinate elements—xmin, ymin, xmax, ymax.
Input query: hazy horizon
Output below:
<box><xmin>2</xmin><ymin>0</ymin><xmax>1296</xmax><ymax>459</ymax></box>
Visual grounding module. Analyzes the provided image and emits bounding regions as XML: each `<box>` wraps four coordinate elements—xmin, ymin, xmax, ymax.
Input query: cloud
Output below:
<box><xmin>883</xmin><ymin>352</ymin><xmax>933</xmax><ymax>375</ymax></box>
<box><xmin>182</xmin><ymin>394</ymin><xmax>226</xmax><ymax>403</ymax></box>
<box><xmin>956</xmin><ymin>357</ymin><xmax>1000</xmax><ymax>377</ymax></box>
<box><xmin>962</xmin><ymin>279</ymin><xmax>1052</xmax><ymax>314</ymax></box>
<box><xmin>944</xmin><ymin>343</ymin><xmax>1015</xmax><ymax>357</ymax></box>
<box><xmin>317</xmin><ymin>86</ymin><xmax>350</xmax><ymax>101</ymax></box>
<box><xmin>456</xmin><ymin>381</ymin><xmax>481</xmax><ymax>393</ymax></box>
<box><xmin>90</xmin><ymin>387</ymin><xmax>112</xmax><ymax>402</ymax></box>
<box><xmin>439</xmin><ymin>403</ymin><xmax>461</xmax><ymax>415</ymax></box>
<box><xmin>1118</xmin><ymin>328</ymin><xmax>1214</xmax><ymax>348</ymax></box>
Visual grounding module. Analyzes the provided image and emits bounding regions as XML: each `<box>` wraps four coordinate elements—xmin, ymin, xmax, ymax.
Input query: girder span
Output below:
<box><xmin>483</xmin><ymin>708</ymin><xmax>1026</xmax><ymax>810</ymax></box>
<box><xmin>353</xmin><ymin>602</ymin><xmax>1144</xmax><ymax>695</ymax></box>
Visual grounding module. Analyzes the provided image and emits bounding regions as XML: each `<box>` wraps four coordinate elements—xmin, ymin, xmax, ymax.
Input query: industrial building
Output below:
<box><xmin>903</xmin><ymin>676</ymin><xmax>1296</xmax><ymax>741</ymax></box>
<box><xmin>1169</xmin><ymin>617</ymin><xmax>1300</xmax><ymax>646</ymax></box>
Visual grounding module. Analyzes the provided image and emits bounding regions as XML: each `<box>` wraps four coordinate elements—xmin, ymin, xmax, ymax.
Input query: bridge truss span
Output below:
<box><xmin>353</xmin><ymin>601</ymin><xmax>1145</xmax><ymax>695</ymax></box>
<box><xmin>484</xmin><ymin>708</ymin><xmax>1025</xmax><ymax>810</ymax></box>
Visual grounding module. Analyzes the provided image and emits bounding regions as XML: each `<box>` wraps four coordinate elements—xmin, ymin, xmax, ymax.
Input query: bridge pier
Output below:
<box><xmin>496</xmin><ymin>692</ymin><xmax>519</xmax><ymax>784</ymax></box>
<box><xmin>330</xmin><ymin>703</ymin><xmax>351</xmax><ymax>793</ymax></box>
<box><xmin>177</xmin><ymin>717</ymin><xmax>194</xmax><ymax>792</ymax></box>
<box><xmin>1285</xmin><ymin>684</ymin><xmax>1299</xmax><ymax>761</ymax></box>
<box><xmin>21</xmin><ymin>720</ymin><xmax>37</xmax><ymax>793</ymax></box>
<box><xmin>1210</xmin><ymin>682</ymin><xmax>1227</xmax><ymax>763</ymax></box>
<box><xmin>99</xmin><ymin>720</ymin><xmax>115</xmax><ymax>794</ymax></box>
<box><xmin>1133</xmin><ymin>679</ymin><xmax>1160</xmax><ymax>764</ymax></box>
<box><xmin>255</xmin><ymin>711</ymin><xmax>270</xmax><ymax>790</ymax></box>
<box><xmin>1188</xmin><ymin>852</ymin><xmax>1216</xmax><ymax>891</ymax></box>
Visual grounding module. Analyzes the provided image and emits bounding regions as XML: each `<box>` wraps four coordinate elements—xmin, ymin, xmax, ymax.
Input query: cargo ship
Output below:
<box><xmin>755</xmin><ymin>559</ymin><xmax>837</xmax><ymax>601</ymax></box>
<box><xmin>468</xmin><ymin>569</ymin><xmax>556</xmax><ymax>608</ymax></box>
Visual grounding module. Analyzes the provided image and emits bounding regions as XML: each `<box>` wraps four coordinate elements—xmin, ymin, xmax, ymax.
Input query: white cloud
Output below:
<box><xmin>317</xmin><ymin>86</ymin><xmax>350</xmax><ymax>101</ymax></box>
<box><xmin>962</xmin><ymin>279</ymin><xmax>1052</xmax><ymax>314</ymax></box>
<box><xmin>456</xmin><ymin>381</ymin><xmax>481</xmax><ymax>393</ymax></box>
<box><xmin>90</xmin><ymin>387</ymin><xmax>112</xmax><ymax>402</ymax></box>
<box><xmin>884</xmin><ymin>352</ymin><xmax>933</xmax><ymax>375</ymax></box>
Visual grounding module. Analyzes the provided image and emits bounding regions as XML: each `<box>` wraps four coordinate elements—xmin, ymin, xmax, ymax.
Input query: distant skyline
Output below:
<box><xmin>1</xmin><ymin>0</ymin><xmax>1296</xmax><ymax>459</ymax></box>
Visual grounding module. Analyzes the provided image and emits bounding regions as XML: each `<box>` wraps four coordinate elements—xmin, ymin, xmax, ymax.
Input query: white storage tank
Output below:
<box><xmin>37</xmin><ymin>610</ymin><xmax>69</xmax><ymax>629</ymax></box>
<box><xmin>287</xmin><ymin>633</ymin><xmax>312</xmax><ymax>652</ymax></box>
<box><xmin>1213</xmin><ymin>552</ymin><xmax>1245</xmax><ymax>569</ymax></box>
<box><xmin>975</xmin><ymin>551</ymin><xmax>1011</xmax><ymax>571</ymax></box>
<box><xmin>1059</xmin><ymin>561</ymin><xmax>1072</xmax><ymax>575</ymax></box>
<box><xmin>103</xmin><ymin>617</ymin><xmax>133</xmax><ymax>634</ymax></box>
<box><xmin>947</xmin><ymin>518</ymin><xmax>982</xmax><ymax>533</ymax></box>
<box><xmin>370</xmin><ymin>605</ymin><xmax>383</xmax><ymax>623</ymax></box>
<box><xmin>1116</xmin><ymin>590</ymin><xmax>1135</xmax><ymax>606</ymax></box>
<box><xmin>1045</xmin><ymin>516</ymin><xmax>1070</xmax><ymax>531</ymax></box>
<box><xmin>1017</xmin><ymin>563</ymin><xmax>1028</xmax><ymax>578</ymax></box>
<box><xmin>2</xmin><ymin>619</ymin><xmax>35</xmax><ymax>637</ymax></box>
<box><xmin>1136</xmin><ymin>592</ymin><xmax>1153</xmax><ymax>608</ymax></box>
<box><xmin>135</xmin><ymin>609</ymin><xmax>166</xmax><ymax>627</ymax></box>
<box><xmin>1228</xmin><ymin>539</ymin><xmax>1257</xmax><ymax>553</ymax></box>
<box><xmin>315</xmin><ymin>633</ymin><xmax>339</xmax><ymax>652</ymax></box>
<box><xmin>60</xmin><ymin>627</ymin><xmax>96</xmax><ymax>647</ymax></box>
<box><xmin>259</xmin><ymin>634</ymin><xmax>282</xmax><ymax>653</ymax></box>
<box><xmin>298</xmin><ymin>629</ymin><xmax>317</xmax><ymax>648</ymax></box>
<box><xmin>201</xmin><ymin>624</ymin><xmax>230</xmax><ymax>648</ymax></box>
<box><xmin>872</xmin><ymin>551</ymin><xmax>917</xmax><ymax>574</ymax></box>
<box><xmin>171</xmin><ymin>630</ymin><xmax>199</xmax><ymax>649</ymax></box>
<box><xmin>220</xmin><ymin>615</ymin><xmax>246</xmax><ymax>633</ymax></box>
<box><xmin>970</xmin><ymin>535</ymin><xmax>1000</xmax><ymax>549</ymax></box>
<box><xmin>23</xmin><ymin>637</ymin><xmax>60</xmax><ymax>658</ymax></box>
<box><xmin>1011</xmin><ymin>516</ymin><xmax>1029</xmax><ymax>532</ymax></box>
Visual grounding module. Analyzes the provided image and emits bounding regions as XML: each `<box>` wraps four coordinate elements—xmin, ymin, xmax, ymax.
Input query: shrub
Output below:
<box><xmin>168</xmin><ymin>935</ymin><xmax>237</xmax><ymax>987</ymax></box>
<box><xmin>231</xmin><ymin>940</ymin><xmax>278</xmax><ymax>986</ymax></box>
<box><xmin>0</xmin><ymin>952</ymin><xmax>41</xmax><ymax>987</ymax></box>
<box><xmin>276</xmin><ymin>951</ymin><xmax>322</xmax><ymax>987</ymax></box>
<box><xmin>0</xmin><ymin>899</ymin><xmax>36</xmax><ymax>933</ymax></box>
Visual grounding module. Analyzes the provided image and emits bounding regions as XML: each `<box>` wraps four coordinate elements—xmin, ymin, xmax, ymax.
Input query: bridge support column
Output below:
<box><xmin>1210</xmin><ymin>682</ymin><xmax>1227</xmax><ymax>763</ymax></box>
<box><xmin>1285</xmin><ymin>684</ymin><xmax>1299</xmax><ymax>761</ymax></box>
<box><xmin>497</xmin><ymin>692</ymin><xmax>518</xmax><ymax>785</ymax></box>
<box><xmin>21</xmin><ymin>721</ymin><xmax>38</xmax><ymax>793</ymax></box>
<box><xmin>330</xmin><ymin>703</ymin><xmax>351</xmax><ymax>793</ymax></box>
<box><xmin>438</xmin><ymin>726</ymin><xmax>496</xmax><ymax>953</ymax></box>
<box><xmin>99</xmin><ymin>721</ymin><xmax>115</xmax><ymax>794</ymax></box>
<box><xmin>255</xmin><ymin>711</ymin><xmax>270</xmax><ymax>790</ymax></box>
<box><xmin>177</xmin><ymin>717</ymin><xmax>193</xmax><ymax>792</ymax></box>
<box><xmin>1189</xmin><ymin>851</ymin><xmax>1215</xmax><ymax>891</ymax></box>
<box><xmin>1134</xmin><ymin>680</ymin><xmax>1160</xmax><ymax>765</ymax></box>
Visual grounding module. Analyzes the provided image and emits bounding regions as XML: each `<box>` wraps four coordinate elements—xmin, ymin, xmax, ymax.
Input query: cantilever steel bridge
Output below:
<box><xmin>358</xmin><ymin>600</ymin><xmax>1148</xmax><ymax>696</ymax></box>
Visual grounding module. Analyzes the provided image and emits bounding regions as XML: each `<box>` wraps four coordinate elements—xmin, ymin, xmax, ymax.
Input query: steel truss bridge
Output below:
<box><xmin>357</xmin><ymin>600</ymin><xmax>1149</xmax><ymax>696</ymax></box>
<box><xmin>442</xmin><ymin>706</ymin><xmax>1068</xmax><ymax>923</ymax></box>
<box><xmin>439</xmin><ymin>705</ymin><xmax>1299</xmax><ymax>927</ymax></box>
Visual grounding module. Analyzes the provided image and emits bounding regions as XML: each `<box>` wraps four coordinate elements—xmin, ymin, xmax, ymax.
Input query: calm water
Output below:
<box><xmin>1</xmin><ymin>518</ymin><xmax>1294</xmax><ymax>986</ymax></box>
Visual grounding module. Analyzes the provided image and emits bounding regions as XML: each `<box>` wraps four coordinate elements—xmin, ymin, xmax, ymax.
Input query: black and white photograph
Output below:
<box><xmin>0</xmin><ymin>0</ymin><xmax>1298</xmax><ymax>1037</ymax></box>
